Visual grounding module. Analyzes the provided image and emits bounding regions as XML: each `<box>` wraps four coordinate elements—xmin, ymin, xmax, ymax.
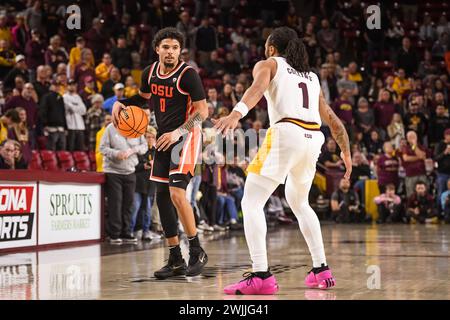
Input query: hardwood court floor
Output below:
<box><xmin>1</xmin><ymin>224</ymin><xmax>449</xmax><ymax>300</ymax></box>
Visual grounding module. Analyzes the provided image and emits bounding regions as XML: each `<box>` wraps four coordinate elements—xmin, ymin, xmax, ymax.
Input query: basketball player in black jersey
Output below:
<box><xmin>112</xmin><ymin>28</ymin><xmax>209</xmax><ymax>279</ymax></box>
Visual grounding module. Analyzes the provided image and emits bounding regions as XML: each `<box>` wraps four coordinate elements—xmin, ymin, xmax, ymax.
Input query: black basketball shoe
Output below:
<box><xmin>186</xmin><ymin>246</ymin><xmax>208</xmax><ymax>277</ymax></box>
<box><xmin>154</xmin><ymin>258</ymin><xmax>187</xmax><ymax>279</ymax></box>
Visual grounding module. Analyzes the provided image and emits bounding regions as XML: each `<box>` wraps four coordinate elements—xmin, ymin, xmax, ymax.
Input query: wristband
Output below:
<box><xmin>233</xmin><ymin>101</ymin><xmax>249</xmax><ymax>118</ymax></box>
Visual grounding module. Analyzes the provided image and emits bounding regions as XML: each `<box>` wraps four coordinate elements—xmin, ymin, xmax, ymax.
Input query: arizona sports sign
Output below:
<box><xmin>0</xmin><ymin>183</ymin><xmax>37</xmax><ymax>249</ymax></box>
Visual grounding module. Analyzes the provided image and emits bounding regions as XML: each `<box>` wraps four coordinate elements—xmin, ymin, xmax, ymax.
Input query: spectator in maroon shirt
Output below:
<box><xmin>373</xmin><ymin>89</ymin><xmax>397</xmax><ymax>129</ymax></box>
<box><xmin>79</xmin><ymin>75</ymin><xmax>97</xmax><ymax>108</ymax></box>
<box><xmin>44</xmin><ymin>35</ymin><xmax>69</xmax><ymax>72</ymax></box>
<box><xmin>401</xmin><ymin>130</ymin><xmax>428</xmax><ymax>197</ymax></box>
<box><xmin>376</xmin><ymin>141</ymin><xmax>400</xmax><ymax>192</ymax></box>
<box><xmin>333</xmin><ymin>89</ymin><xmax>354</xmax><ymax>132</ymax></box>
<box><xmin>3</xmin><ymin>82</ymin><xmax>38</xmax><ymax>131</ymax></box>
<box><xmin>74</xmin><ymin>49</ymin><xmax>96</xmax><ymax>91</ymax></box>
<box><xmin>25</xmin><ymin>29</ymin><xmax>45</xmax><ymax>81</ymax></box>
<box><xmin>406</xmin><ymin>181</ymin><xmax>438</xmax><ymax>224</ymax></box>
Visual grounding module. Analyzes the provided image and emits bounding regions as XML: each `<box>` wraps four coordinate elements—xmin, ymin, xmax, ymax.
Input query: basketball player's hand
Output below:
<box><xmin>112</xmin><ymin>101</ymin><xmax>127</xmax><ymax>127</ymax></box>
<box><xmin>340</xmin><ymin>151</ymin><xmax>352</xmax><ymax>180</ymax></box>
<box><xmin>212</xmin><ymin>111</ymin><xmax>241</xmax><ymax>136</ymax></box>
<box><xmin>156</xmin><ymin>130</ymin><xmax>181</xmax><ymax>151</ymax></box>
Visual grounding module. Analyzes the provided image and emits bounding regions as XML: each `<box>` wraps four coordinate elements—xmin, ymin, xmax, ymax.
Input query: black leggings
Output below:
<box><xmin>156</xmin><ymin>182</ymin><xmax>179</xmax><ymax>238</ymax></box>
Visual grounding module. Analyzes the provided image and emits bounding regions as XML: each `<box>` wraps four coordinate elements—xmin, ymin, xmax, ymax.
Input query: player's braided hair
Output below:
<box><xmin>152</xmin><ymin>27</ymin><xmax>185</xmax><ymax>50</ymax></box>
<box><xmin>268</xmin><ymin>27</ymin><xmax>310</xmax><ymax>73</ymax></box>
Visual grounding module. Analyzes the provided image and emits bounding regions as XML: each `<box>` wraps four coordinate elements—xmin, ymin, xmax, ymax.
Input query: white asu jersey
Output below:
<box><xmin>247</xmin><ymin>56</ymin><xmax>325</xmax><ymax>185</ymax></box>
<box><xmin>265</xmin><ymin>57</ymin><xmax>322</xmax><ymax>127</ymax></box>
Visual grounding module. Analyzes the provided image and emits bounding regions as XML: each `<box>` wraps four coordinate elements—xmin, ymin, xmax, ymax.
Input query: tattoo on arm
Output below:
<box><xmin>177</xmin><ymin>111</ymin><xmax>203</xmax><ymax>135</ymax></box>
<box><xmin>326</xmin><ymin>107</ymin><xmax>350</xmax><ymax>154</ymax></box>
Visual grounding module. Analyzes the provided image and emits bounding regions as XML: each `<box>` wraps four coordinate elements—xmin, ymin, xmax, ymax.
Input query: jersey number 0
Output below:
<box><xmin>160</xmin><ymin>98</ymin><xmax>166</xmax><ymax>112</ymax></box>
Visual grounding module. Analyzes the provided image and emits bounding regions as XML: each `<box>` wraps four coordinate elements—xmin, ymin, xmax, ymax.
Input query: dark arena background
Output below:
<box><xmin>0</xmin><ymin>0</ymin><xmax>450</xmax><ymax>312</ymax></box>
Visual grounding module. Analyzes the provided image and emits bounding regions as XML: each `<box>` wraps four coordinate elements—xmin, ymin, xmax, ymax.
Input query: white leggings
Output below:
<box><xmin>241</xmin><ymin>173</ymin><xmax>327</xmax><ymax>272</ymax></box>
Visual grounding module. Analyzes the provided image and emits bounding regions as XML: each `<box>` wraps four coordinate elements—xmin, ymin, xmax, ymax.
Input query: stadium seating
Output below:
<box><xmin>28</xmin><ymin>150</ymin><xmax>43</xmax><ymax>170</ymax></box>
<box><xmin>56</xmin><ymin>151</ymin><xmax>75</xmax><ymax>171</ymax></box>
<box><xmin>40</xmin><ymin>150</ymin><xmax>59</xmax><ymax>171</ymax></box>
<box><xmin>72</xmin><ymin>151</ymin><xmax>91</xmax><ymax>171</ymax></box>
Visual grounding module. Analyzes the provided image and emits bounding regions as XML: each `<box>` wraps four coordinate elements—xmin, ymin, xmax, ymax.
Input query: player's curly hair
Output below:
<box><xmin>268</xmin><ymin>27</ymin><xmax>310</xmax><ymax>73</ymax></box>
<box><xmin>152</xmin><ymin>27</ymin><xmax>185</xmax><ymax>49</ymax></box>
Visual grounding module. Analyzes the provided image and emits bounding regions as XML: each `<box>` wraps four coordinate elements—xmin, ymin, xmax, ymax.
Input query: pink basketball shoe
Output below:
<box><xmin>304</xmin><ymin>267</ymin><xmax>336</xmax><ymax>290</ymax></box>
<box><xmin>224</xmin><ymin>272</ymin><xmax>279</xmax><ymax>295</ymax></box>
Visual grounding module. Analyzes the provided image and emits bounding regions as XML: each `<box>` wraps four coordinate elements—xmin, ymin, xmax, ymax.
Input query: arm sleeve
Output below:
<box><xmin>139</xmin><ymin>64</ymin><xmax>152</xmax><ymax>94</ymax></box>
<box><xmin>77</xmin><ymin>97</ymin><xmax>87</xmax><ymax>115</ymax></box>
<box><xmin>121</xmin><ymin>64</ymin><xmax>153</xmax><ymax>108</ymax></box>
<box><xmin>179</xmin><ymin>67</ymin><xmax>206</xmax><ymax>102</ymax></box>
<box><xmin>120</xmin><ymin>94</ymin><xmax>148</xmax><ymax>108</ymax></box>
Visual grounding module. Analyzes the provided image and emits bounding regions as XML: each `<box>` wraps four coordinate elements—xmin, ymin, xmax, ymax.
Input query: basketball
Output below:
<box><xmin>115</xmin><ymin>105</ymin><xmax>149</xmax><ymax>138</ymax></box>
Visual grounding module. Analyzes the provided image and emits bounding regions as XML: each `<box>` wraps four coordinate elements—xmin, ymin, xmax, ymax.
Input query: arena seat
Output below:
<box><xmin>72</xmin><ymin>151</ymin><xmax>92</xmax><ymax>171</ymax></box>
<box><xmin>40</xmin><ymin>150</ymin><xmax>59</xmax><ymax>171</ymax></box>
<box><xmin>36</xmin><ymin>136</ymin><xmax>47</xmax><ymax>150</ymax></box>
<box><xmin>28</xmin><ymin>150</ymin><xmax>43</xmax><ymax>170</ymax></box>
<box><xmin>56</xmin><ymin>151</ymin><xmax>75</xmax><ymax>171</ymax></box>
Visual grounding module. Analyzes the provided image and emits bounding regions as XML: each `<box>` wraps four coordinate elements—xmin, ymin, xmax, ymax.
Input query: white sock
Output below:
<box><xmin>241</xmin><ymin>173</ymin><xmax>279</xmax><ymax>272</ymax></box>
<box><xmin>285</xmin><ymin>175</ymin><xmax>327</xmax><ymax>268</ymax></box>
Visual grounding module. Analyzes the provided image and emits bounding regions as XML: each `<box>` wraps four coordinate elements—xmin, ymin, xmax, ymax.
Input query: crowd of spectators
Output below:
<box><xmin>1</xmin><ymin>0</ymin><xmax>450</xmax><ymax>240</ymax></box>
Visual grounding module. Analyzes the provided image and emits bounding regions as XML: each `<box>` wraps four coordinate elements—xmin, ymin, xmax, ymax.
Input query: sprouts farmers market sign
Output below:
<box><xmin>39</xmin><ymin>183</ymin><xmax>101</xmax><ymax>245</ymax></box>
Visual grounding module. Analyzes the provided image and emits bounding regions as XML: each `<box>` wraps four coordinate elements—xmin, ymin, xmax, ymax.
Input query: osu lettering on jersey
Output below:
<box><xmin>139</xmin><ymin>61</ymin><xmax>205</xmax><ymax>136</ymax></box>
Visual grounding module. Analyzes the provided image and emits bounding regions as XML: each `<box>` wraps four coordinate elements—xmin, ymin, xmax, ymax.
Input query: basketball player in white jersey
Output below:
<box><xmin>213</xmin><ymin>27</ymin><xmax>352</xmax><ymax>294</ymax></box>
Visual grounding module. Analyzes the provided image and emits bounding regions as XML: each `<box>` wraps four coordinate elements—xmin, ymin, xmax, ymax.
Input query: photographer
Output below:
<box><xmin>406</xmin><ymin>181</ymin><xmax>438</xmax><ymax>224</ymax></box>
<box><xmin>331</xmin><ymin>178</ymin><xmax>364</xmax><ymax>223</ymax></box>
<box><xmin>374</xmin><ymin>183</ymin><xmax>403</xmax><ymax>223</ymax></box>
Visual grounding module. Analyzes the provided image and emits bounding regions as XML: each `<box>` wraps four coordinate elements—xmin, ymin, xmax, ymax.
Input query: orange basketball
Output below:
<box><xmin>116</xmin><ymin>105</ymin><xmax>149</xmax><ymax>138</ymax></box>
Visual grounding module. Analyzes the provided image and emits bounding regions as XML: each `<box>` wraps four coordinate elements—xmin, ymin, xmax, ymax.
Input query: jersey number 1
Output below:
<box><xmin>160</xmin><ymin>98</ymin><xmax>166</xmax><ymax>112</ymax></box>
<box><xmin>298</xmin><ymin>82</ymin><xmax>309</xmax><ymax>109</ymax></box>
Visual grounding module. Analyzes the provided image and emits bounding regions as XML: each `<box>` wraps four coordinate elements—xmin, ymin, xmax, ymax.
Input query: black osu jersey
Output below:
<box><xmin>139</xmin><ymin>60</ymin><xmax>205</xmax><ymax>136</ymax></box>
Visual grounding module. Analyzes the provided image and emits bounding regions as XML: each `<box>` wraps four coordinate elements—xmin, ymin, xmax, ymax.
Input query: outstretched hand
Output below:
<box><xmin>156</xmin><ymin>130</ymin><xmax>182</xmax><ymax>151</ymax></box>
<box><xmin>212</xmin><ymin>111</ymin><xmax>241</xmax><ymax>136</ymax></box>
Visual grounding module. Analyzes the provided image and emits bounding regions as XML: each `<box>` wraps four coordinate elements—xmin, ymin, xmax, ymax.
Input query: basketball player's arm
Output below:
<box><xmin>156</xmin><ymin>68</ymin><xmax>208</xmax><ymax>151</ymax></box>
<box><xmin>213</xmin><ymin>59</ymin><xmax>275</xmax><ymax>135</ymax></box>
<box><xmin>319</xmin><ymin>90</ymin><xmax>352</xmax><ymax>180</ymax></box>
<box><xmin>111</xmin><ymin>65</ymin><xmax>152</xmax><ymax>127</ymax></box>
